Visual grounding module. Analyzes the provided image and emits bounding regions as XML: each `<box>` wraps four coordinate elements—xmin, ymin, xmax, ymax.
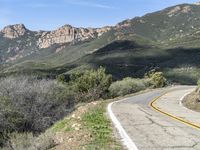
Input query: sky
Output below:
<box><xmin>0</xmin><ymin>0</ymin><xmax>199</xmax><ymax>31</ymax></box>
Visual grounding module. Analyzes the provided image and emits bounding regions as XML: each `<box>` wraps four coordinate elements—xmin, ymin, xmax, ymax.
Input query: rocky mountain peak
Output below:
<box><xmin>194</xmin><ymin>2</ymin><xmax>200</xmax><ymax>5</ymax></box>
<box><xmin>1</xmin><ymin>24</ymin><xmax>28</xmax><ymax>39</ymax></box>
<box><xmin>37</xmin><ymin>25</ymin><xmax>111</xmax><ymax>49</ymax></box>
<box><xmin>167</xmin><ymin>5</ymin><xmax>191</xmax><ymax>16</ymax></box>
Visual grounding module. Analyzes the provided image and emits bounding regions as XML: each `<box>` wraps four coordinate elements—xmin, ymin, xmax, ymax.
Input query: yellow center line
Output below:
<box><xmin>149</xmin><ymin>91</ymin><xmax>200</xmax><ymax>131</ymax></box>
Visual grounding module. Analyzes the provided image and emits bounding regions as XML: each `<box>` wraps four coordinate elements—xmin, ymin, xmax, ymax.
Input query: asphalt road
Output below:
<box><xmin>111</xmin><ymin>86</ymin><xmax>200</xmax><ymax>150</ymax></box>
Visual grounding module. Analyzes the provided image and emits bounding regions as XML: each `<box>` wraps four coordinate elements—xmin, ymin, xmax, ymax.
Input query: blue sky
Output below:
<box><xmin>0</xmin><ymin>0</ymin><xmax>198</xmax><ymax>31</ymax></box>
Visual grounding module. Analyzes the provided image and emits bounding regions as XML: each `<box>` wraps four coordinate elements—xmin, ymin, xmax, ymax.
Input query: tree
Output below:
<box><xmin>145</xmin><ymin>70</ymin><xmax>167</xmax><ymax>88</ymax></box>
<box><xmin>70</xmin><ymin>67</ymin><xmax>112</xmax><ymax>101</ymax></box>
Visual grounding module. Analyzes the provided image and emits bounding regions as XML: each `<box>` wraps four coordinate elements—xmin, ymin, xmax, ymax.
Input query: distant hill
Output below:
<box><xmin>1</xmin><ymin>2</ymin><xmax>200</xmax><ymax>84</ymax></box>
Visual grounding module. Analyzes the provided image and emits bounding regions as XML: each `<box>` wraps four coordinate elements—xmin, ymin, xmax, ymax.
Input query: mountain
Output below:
<box><xmin>1</xmin><ymin>2</ymin><xmax>200</xmax><ymax>84</ymax></box>
<box><xmin>0</xmin><ymin>23</ymin><xmax>111</xmax><ymax>63</ymax></box>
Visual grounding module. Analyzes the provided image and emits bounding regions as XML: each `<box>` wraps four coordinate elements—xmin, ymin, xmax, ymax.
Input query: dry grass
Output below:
<box><xmin>183</xmin><ymin>91</ymin><xmax>200</xmax><ymax>112</ymax></box>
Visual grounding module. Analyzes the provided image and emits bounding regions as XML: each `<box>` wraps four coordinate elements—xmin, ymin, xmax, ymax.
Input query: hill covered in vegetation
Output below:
<box><xmin>1</xmin><ymin>3</ymin><xmax>200</xmax><ymax>84</ymax></box>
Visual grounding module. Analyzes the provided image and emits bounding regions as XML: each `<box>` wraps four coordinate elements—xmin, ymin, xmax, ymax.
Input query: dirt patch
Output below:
<box><xmin>182</xmin><ymin>91</ymin><xmax>200</xmax><ymax>112</ymax></box>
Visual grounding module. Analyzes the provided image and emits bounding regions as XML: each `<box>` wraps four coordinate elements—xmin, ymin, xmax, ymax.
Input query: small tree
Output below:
<box><xmin>70</xmin><ymin>67</ymin><xmax>112</xmax><ymax>102</ymax></box>
<box><xmin>145</xmin><ymin>70</ymin><xmax>167</xmax><ymax>88</ymax></box>
<box><xmin>151</xmin><ymin>72</ymin><xmax>166</xmax><ymax>88</ymax></box>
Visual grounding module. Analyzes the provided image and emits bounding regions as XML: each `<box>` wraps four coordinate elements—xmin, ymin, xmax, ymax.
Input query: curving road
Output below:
<box><xmin>110</xmin><ymin>86</ymin><xmax>200</xmax><ymax>150</ymax></box>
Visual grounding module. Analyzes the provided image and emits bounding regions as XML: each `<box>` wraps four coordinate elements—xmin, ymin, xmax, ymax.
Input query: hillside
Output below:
<box><xmin>1</xmin><ymin>2</ymin><xmax>200</xmax><ymax>84</ymax></box>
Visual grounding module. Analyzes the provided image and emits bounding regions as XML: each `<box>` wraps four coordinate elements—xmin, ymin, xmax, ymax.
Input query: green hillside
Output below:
<box><xmin>1</xmin><ymin>3</ymin><xmax>200</xmax><ymax>84</ymax></box>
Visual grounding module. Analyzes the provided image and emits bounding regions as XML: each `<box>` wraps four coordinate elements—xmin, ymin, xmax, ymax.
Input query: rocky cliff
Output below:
<box><xmin>0</xmin><ymin>23</ymin><xmax>111</xmax><ymax>63</ymax></box>
<box><xmin>37</xmin><ymin>25</ymin><xmax>111</xmax><ymax>48</ymax></box>
<box><xmin>1</xmin><ymin>24</ymin><xmax>28</xmax><ymax>39</ymax></box>
<box><xmin>0</xmin><ymin>24</ymin><xmax>111</xmax><ymax>49</ymax></box>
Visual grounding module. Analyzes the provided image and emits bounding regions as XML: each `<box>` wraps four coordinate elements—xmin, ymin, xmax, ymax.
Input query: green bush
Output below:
<box><xmin>70</xmin><ymin>67</ymin><xmax>112</xmax><ymax>102</ymax></box>
<box><xmin>145</xmin><ymin>70</ymin><xmax>167</xmax><ymax>88</ymax></box>
<box><xmin>56</xmin><ymin>74</ymin><xmax>66</xmax><ymax>83</ymax></box>
<box><xmin>109</xmin><ymin>77</ymin><xmax>151</xmax><ymax>97</ymax></box>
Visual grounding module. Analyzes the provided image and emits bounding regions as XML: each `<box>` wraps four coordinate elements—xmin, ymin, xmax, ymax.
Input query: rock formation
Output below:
<box><xmin>0</xmin><ymin>24</ymin><xmax>111</xmax><ymax>49</ymax></box>
<box><xmin>0</xmin><ymin>24</ymin><xmax>27</xmax><ymax>39</ymax></box>
<box><xmin>37</xmin><ymin>25</ymin><xmax>111</xmax><ymax>49</ymax></box>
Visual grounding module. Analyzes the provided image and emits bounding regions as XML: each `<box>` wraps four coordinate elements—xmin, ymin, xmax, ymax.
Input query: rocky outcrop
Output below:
<box><xmin>194</xmin><ymin>2</ymin><xmax>200</xmax><ymax>5</ymax></box>
<box><xmin>37</xmin><ymin>25</ymin><xmax>111</xmax><ymax>49</ymax></box>
<box><xmin>0</xmin><ymin>24</ymin><xmax>27</xmax><ymax>39</ymax></box>
<box><xmin>0</xmin><ymin>23</ymin><xmax>111</xmax><ymax>49</ymax></box>
<box><xmin>167</xmin><ymin>5</ymin><xmax>191</xmax><ymax>17</ymax></box>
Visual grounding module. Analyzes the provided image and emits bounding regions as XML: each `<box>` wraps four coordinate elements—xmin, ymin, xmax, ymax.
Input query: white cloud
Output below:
<box><xmin>24</xmin><ymin>3</ymin><xmax>65</xmax><ymax>8</ymax></box>
<box><xmin>65</xmin><ymin>0</ymin><xmax>116</xmax><ymax>9</ymax></box>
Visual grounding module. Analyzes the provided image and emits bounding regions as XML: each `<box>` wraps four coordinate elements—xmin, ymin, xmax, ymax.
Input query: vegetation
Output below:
<box><xmin>109</xmin><ymin>78</ymin><xmax>151</xmax><ymax>97</ymax></box>
<box><xmin>182</xmin><ymin>91</ymin><xmax>200</xmax><ymax>113</ymax></box>
<box><xmin>3</xmin><ymin>132</ymin><xmax>55</xmax><ymax>150</ymax></box>
<box><xmin>2</xmin><ymin>3</ymin><xmax>200</xmax><ymax>149</ymax></box>
<box><xmin>0</xmin><ymin>76</ymin><xmax>74</xmax><ymax>147</ymax></box>
<box><xmin>2</xmin><ymin>4</ymin><xmax>200</xmax><ymax>85</ymax></box>
<box><xmin>0</xmin><ymin>66</ymin><xmax>167</xmax><ymax>149</ymax></box>
<box><xmin>183</xmin><ymin>80</ymin><xmax>200</xmax><ymax>112</ymax></box>
<box><xmin>69</xmin><ymin>67</ymin><xmax>112</xmax><ymax>102</ymax></box>
<box><xmin>145</xmin><ymin>70</ymin><xmax>167</xmax><ymax>88</ymax></box>
<box><xmin>82</xmin><ymin>102</ymin><xmax>121</xmax><ymax>149</ymax></box>
<box><xmin>109</xmin><ymin>71</ymin><xmax>166</xmax><ymax>97</ymax></box>
<box><xmin>196</xmin><ymin>79</ymin><xmax>200</xmax><ymax>93</ymax></box>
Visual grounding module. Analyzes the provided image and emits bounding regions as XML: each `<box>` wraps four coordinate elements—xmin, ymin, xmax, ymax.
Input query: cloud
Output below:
<box><xmin>65</xmin><ymin>0</ymin><xmax>116</xmax><ymax>9</ymax></box>
<box><xmin>24</xmin><ymin>3</ymin><xmax>58</xmax><ymax>8</ymax></box>
<box><xmin>0</xmin><ymin>0</ymin><xmax>25</xmax><ymax>2</ymax></box>
<box><xmin>10</xmin><ymin>2</ymin><xmax>64</xmax><ymax>8</ymax></box>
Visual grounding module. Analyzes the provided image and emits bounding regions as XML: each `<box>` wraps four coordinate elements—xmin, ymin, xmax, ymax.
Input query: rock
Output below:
<box><xmin>182</xmin><ymin>6</ymin><xmax>191</xmax><ymax>13</ymax></box>
<box><xmin>167</xmin><ymin>5</ymin><xmax>191</xmax><ymax>16</ymax></box>
<box><xmin>1</xmin><ymin>24</ymin><xmax>27</xmax><ymax>39</ymax></box>
<box><xmin>194</xmin><ymin>2</ymin><xmax>200</xmax><ymax>5</ymax></box>
<box><xmin>167</xmin><ymin>6</ymin><xmax>182</xmax><ymax>15</ymax></box>
<box><xmin>37</xmin><ymin>25</ymin><xmax>111</xmax><ymax>49</ymax></box>
<box><xmin>71</xmin><ymin>114</ymin><xmax>76</xmax><ymax>118</ymax></box>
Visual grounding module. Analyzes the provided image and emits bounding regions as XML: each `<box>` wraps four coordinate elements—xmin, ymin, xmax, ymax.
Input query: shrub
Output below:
<box><xmin>56</xmin><ymin>74</ymin><xmax>66</xmax><ymax>83</ymax></box>
<box><xmin>109</xmin><ymin>77</ymin><xmax>151</xmax><ymax>97</ymax></box>
<box><xmin>56</xmin><ymin>74</ymin><xmax>70</xmax><ymax>83</ymax></box>
<box><xmin>150</xmin><ymin>72</ymin><xmax>166</xmax><ymax>88</ymax></box>
<box><xmin>4</xmin><ymin>132</ymin><xmax>55</xmax><ymax>150</ymax></box>
<box><xmin>70</xmin><ymin>67</ymin><xmax>112</xmax><ymax>102</ymax></box>
<box><xmin>145</xmin><ymin>70</ymin><xmax>167</xmax><ymax>88</ymax></box>
<box><xmin>0</xmin><ymin>96</ymin><xmax>24</xmax><ymax>146</ymax></box>
<box><xmin>0</xmin><ymin>76</ymin><xmax>75</xmax><ymax>146</ymax></box>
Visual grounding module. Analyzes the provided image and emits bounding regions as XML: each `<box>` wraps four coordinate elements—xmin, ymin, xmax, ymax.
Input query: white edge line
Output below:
<box><xmin>107</xmin><ymin>99</ymin><xmax>138</xmax><ymax>150</ymax></box>
<box><xmin>179</xmin><ymin>92</ymin><xmax>191</xmax><ymax>109</ymax></box>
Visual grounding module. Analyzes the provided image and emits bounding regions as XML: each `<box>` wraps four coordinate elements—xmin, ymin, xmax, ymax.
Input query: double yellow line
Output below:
<box><xmin>149</xmin><ymin>92</ymin><xmax>200</xmax><ymax>131</ymax></box>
